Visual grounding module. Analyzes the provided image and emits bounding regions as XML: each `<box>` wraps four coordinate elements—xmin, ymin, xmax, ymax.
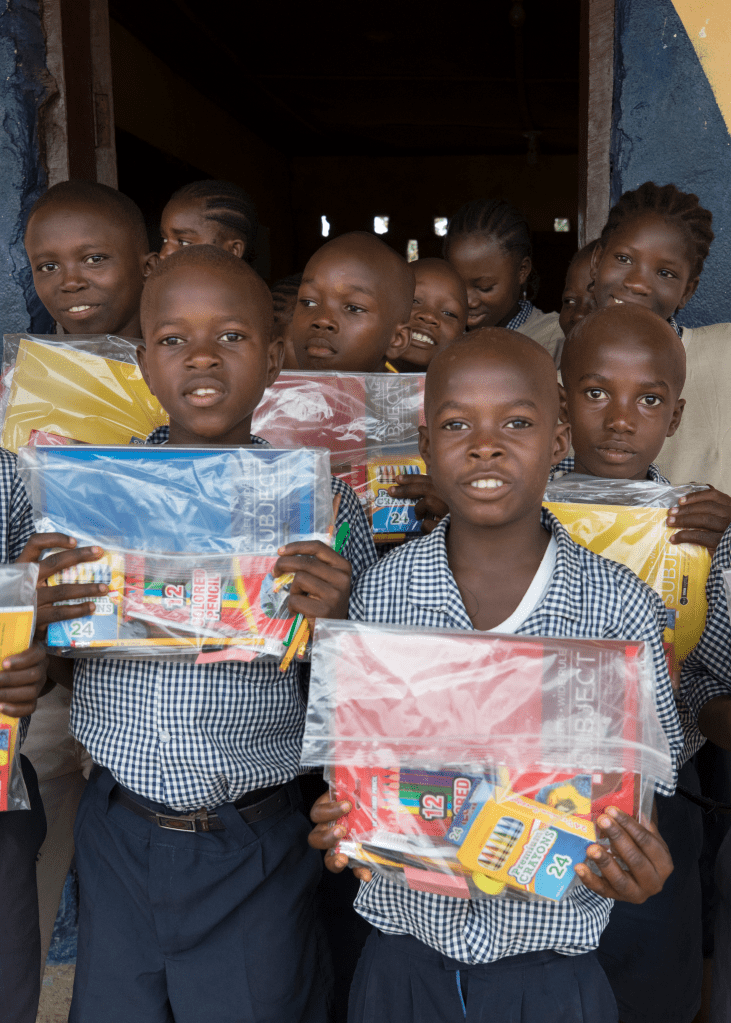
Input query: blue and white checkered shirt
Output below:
<box><xmin>548</xmin><ymin>455</ymin><xmax>669</xmax><ymax>485</ymax></box>
<box><xmin>70</xmin><ymin>428</ymin><xmax>377</xmax><ymax>809</ymax></box>
<box><xmin>506</xmin><ymin>299</ymin><xmax>533</xmax><ymax>332</ymax></box>
<box><xmin>348</xmin><ymin>511</ymin><xmax>682</xmax><ymax>964</ymax></box>
<box><xmin>0</xmin><ymin>449</ymin><xmax>35</xmax><ymax>745</ymax></box>
<box><xmin>679</xmin><ymin>526</ymin><xmax>731</xmax><ymax>732</ymax></box>
<box><xmin>669</xmin><ymin>316</ymin><xmax>682</xmax><ymax>338</ymax></box>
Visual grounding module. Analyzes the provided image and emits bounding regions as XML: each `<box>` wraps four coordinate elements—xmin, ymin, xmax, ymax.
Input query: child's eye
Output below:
<box><xmin>442</xmin><ymin>420</ymin><xmax>468</xmax><ymax>431</ymax></box>
<box><xmin>159</xmin><ymin>335</ymin><xmax>186</xmax><ymax>346</ymax></box>
<box><xmin>345</xmin><ymin>304</ymin><xmax>366</xmax><ymax>314</ymax></box>
<box><xmin>562</xmin><ymin>297</ymin><xmax>577</xmax><ymax>308</ymax></box>
<box><xmin>477</xmin><ymin>286</ymin><xmax>493</xmax><ymax>294</ymax></box>
<box><xmin>639</xmin><ymin>394</ymin><xmax>663</xmax><ymax>407</ymax></box>
<box><xmin>220</xmin><ymin>332</ymin><xmax>244</xmax><ymax>343</ymax></box>
<box><xmin>178</xmin><ymin>239</ymin><xmax>191</xmax><ymax>247</ymax></box>
<box><xmin>615</xmin><ymin>254</ymin><xmax>631</xmax><ymax>264</ymax></box>
<box><xmin>299</xmin><ymin>298</ymin><xmax>317</xmax><ymax>308</ymax></box>
<box><xmin>506</xmin><ymin>418</ymin><xmax>531</xmax><ymax>429</ymax></box>
<box><xmin>658</xmin><ymin>269</ymin><xmax>676</xmax><ymax>279</ymax></box>
<box><xmin>37</xmin><ymin>262</ymin><xmax>59</xmax><ymax>273</ymax></box>
<box><xmin>84</xmin><ymin>254</ymin><xmax>106</xmax><ymax>266</ymax></box>
<box><xmin>443</xmin><ymin>309</ymin><xmax>458</xmax><ymax>319</ymax></box>
<box><xmin>585</xmin><ymin>388</ymin><xmax>608</xmax><ymax>400</ymax></box>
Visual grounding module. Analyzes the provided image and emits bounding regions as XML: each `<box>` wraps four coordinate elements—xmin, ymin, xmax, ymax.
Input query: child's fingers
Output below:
<box><xmin>2</xmin><ymin>642</ymin><xmax>47</xmax><ymax>672</ymax></box>
<box><xmin>577</xmin><ymin>809</ymin><xmax>672</xmax><ymax>903</ymax></box>
<box><xmin>15</xmin><ymin>532</ymin><xmax>78</xmax><ymax>563</ymax></box>
<box><xmin>35</xmin><ymin>545</ymin><xmax>105</xmax><ymax>583</ymax></box>
<box><xmin>413</xmin><ymin>495</ymin><xmax>449</xmax><ymax>522</ymax></box>
<box><xmin>36</xmin><ymin>599</ymin><xmax>99</xmax><ymax>630</ymax></box>
<box><xmin>668</xmin><ymin>528</ymin><xmax>724</xmax><ymax>550</ymax></box>
<box><xmin>387</xmin><ymin>478</ymin><xmax>431</xmax><ymax>500</ymax></box>
<box><xmin>667</xmin><ymin>504</ymin><xmax>731</xmax><ymax>533</ymax></box>
<box><xmin>274</xmin><ymin>552</ymin><xmax>351</xmax><ymax>584</ymax></box>
<box><xmin>276</xmin><ymin>541</ymin><xmax>350</xmax><ymax>570</ymax></box>
<box><xmin>38</xmin><ymin>582</ymin><xmax>107</xmax><ymax>607</ymax></box>
<box><xmin>0</xmin><ymin>643</ymin><xmax>48</xmax><ymax>716</ymax></box>
<box><xmin>309</xmin><ymin>793</ymin><xmax>352</xmax><ymax>824</ymax></box>
<box><xmin>309</xmin><ymin>821</ymin><xmax>346</xmax><ymax>852</ymax></box>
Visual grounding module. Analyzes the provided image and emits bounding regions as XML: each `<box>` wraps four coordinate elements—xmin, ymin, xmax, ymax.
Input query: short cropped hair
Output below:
<box><xmin>141</xmin><ymin>244</ymin><xmax>273</xmax><ymax>328</ymax></box>
<box><xmin>26</xmin><ymin>180</ymin><xmax>149</xmax><ymax>252</ymax></box>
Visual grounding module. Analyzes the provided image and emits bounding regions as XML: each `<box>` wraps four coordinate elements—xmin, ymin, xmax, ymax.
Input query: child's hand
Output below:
<box><xmin>574</xmin><ymin>807</ymin><xmax>673</xmax><ymax>903</ymax></box>
<box><xmin>274</xmin><ymin>541</ymin><xmax>351</xmax><ymax>620</ymax></box>
<box><xmin>308</xmin><ymin>791</ymin><xmax>373</xmax><ymax>882</ymax></box>
<box><xmin>388</xmin><ymin>474</ymin><xmax>449</xmax><ymax>535</ymax></box>
<box><xmin>0</xmin><ymin>641</ymin><xmax>48</xmax><ymax>717</ymax></box>
<box><xmin>667</xmin><ymin>487</ymin><xmax>731</xmax><ymax>551</ymax></box>
<box><xmin>17</xmin><ymin>533</ymin><xmax>108</xmax><ymax>632</ymax></box>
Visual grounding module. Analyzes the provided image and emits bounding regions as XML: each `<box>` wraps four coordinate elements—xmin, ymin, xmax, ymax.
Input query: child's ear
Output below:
<box><xmin>137</xmin><ymin>344</ymin><xmax>155</xmax><ymax>396</ymax></box>
<box><xmin>417</xmin><ymin>423</ymin><xmax>431</xmax><ymax>471</ymax></box>
<box><xmin>518</xmin><ymin>256</ymin><xmax>531</xmax><ymax>287</ymax></box>
<box><xmin>666</xmin><ymin>398</ymin><xmax>686</xmax><ymax>437</ymax></box>
<box><xmin>551</xmin><ymin>420</ymin><xmax>572</xmax><ymax>464</ymax></box>
<box><xmin>558</xmin><ymin>383</ymin><xmax>569</xmax><ymax>424</ymax></box>
<box><xmin>677</xmin><ymin>277</ymin><xmax>699</xmax><ymax>311</ymax></box>
<box><xmin>589</xmin><ymin>244</ymin><xmax>603</xmax><ymax>281</ymax></box>
<box><xmin>224</xmin><ymin>239</ymin><xmax>246</xmax><ymax>259</ymax></box>
<box><xmin>143</xmin><ymin>252</ymin><xmax>159</xmax><ymax>279</ymax></box>
<box><xmin>385</xmin><ymin>324</ymin><xmax>412</xmax><ymax>361</ymax></box>
<box><xmin>266</xmin><ymin>337</ymin><xmax>284</xmax><ymax>386</ymax></box>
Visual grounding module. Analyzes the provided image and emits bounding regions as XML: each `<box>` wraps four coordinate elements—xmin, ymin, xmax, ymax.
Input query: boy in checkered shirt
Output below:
<box><xmin>65</xmin><ymin>245</ymin><xmax>376</xmax><ymax>1023</ymax></box>
<box><xmin>311</xmin><ymin>327</ymin><xmax>683</xmax><ymax>1023</ymax></box>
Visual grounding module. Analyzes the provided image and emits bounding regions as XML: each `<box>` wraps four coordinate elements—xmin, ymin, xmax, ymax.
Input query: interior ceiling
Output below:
<box><xmin>109</xmin><ymin>0</ymin><xmax>580</xmax><ymax>159</ymax></box>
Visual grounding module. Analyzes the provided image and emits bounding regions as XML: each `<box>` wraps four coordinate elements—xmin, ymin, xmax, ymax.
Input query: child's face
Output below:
<box><xmin>420</xmin><ymin>336</ymin><xmax>569</xmax><ymax>531</ymax></box>
<box><xmin>25</xmin><ymin>205</ymin><xmax>148</xmax><ymax>336</ymax></box>
<box><xmin>591</xmin><ymin>213</ymin><xmax>698</xmax><ymax>320</ymax></box>
<box><xmin>292</xmin><ymin>245</ymin><xmax>410</xmax><ymax>372</ymax></box>
<box><xmin>559</xmin><ymin>252</ymin><xmax>597</xmax><ymax>337</ymax></box>
<box><xmin>160</xmin><ymin>197</ymin><xmax>245</xmax><ymax>260</ymax></box>
<box><xmin>447</xmin><ymin>234</ymin><xmax>530</xmax><ymax>331</ymax></box>
<box><xmin>563</xmin><ymin>324</ymin><xmax>684</xmax><ymax>481</ymax></box>
<box><xmin>400</xmin><ymin>264</ymin><xmax>468</xmax><ymax>369</ymax></box>
<box><xmin>138</xmin><ymin>265</ymin><xmax>281</xmax><ymax>446</ymax></box>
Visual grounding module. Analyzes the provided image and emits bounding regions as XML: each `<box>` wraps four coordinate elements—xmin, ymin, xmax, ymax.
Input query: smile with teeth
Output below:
<box><xmin>68</xmin><ymin>305</ymin><xmax>94</xmax><ymax>313</ymax></box>
<box><xmin>470</xmin><ymin>478</ymin><xmax>504</xmax><ymax>489</ymax></box>
<box><xmin>190</xmin><ymin>388</ymin><xmax>220</xmax><ymax>396</ymax></box>
<box><xmin>411</xmin><ymin>331</ymin><xmax>436</xmax><ymax>346</ymax></box>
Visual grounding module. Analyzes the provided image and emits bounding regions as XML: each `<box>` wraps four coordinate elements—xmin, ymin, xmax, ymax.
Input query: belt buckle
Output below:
<box><xmin>155</xmin><ymin>808</ymin><xmax>211</xmax><ymax>832</ymax></box>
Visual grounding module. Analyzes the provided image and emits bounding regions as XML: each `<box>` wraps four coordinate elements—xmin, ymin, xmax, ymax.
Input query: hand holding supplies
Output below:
<box><xmin>544</xmin><ymin>475</ymin><xmax>712</xmax><ymax>669</ymax></box>
<box><xmin>301</xmin><ymin>620</ymin><xmax>674</xmax><ymax>903</ymax></box>
<box><xmin>0</xmin><ymin>563</ymin><xmax>38</xmax><ymax>811</ymax></box>
<box><xmin>252</xmin><ymin>371</ymin><xmax>426</xmax><ymax>540</ymax></box>
<box><xmin>0</xmin><ymin>333</ymin><xmax>168</xmax><ymax>452</ymax></box>
<box><xmin>18</xmin><ymin>445</ymin><xmax>333</xmax><ymax>660</ymax></box>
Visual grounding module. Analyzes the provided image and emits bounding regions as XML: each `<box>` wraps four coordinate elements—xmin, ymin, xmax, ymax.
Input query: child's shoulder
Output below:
<box><xmin>351</xmin><ymin>523</ymin><xmax>440</xmax><ymax>598</ymax></box>
<box><xmin>518</xmin><ymin>307</ymin><xmax>563</xmax><ymax>364</ymax></box>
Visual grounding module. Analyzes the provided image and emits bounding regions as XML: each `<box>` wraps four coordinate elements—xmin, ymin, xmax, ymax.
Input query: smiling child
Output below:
<box><xmin>392</xmin><ymin>258</ymin><xmax>467</xmax><ymax>372</ymax></box>
<box><xmin>24</xmin><ymin>181</ymin><xmax>153</xmax><ymax>338</ymax></box>
<box><xmin>292</xmin><ymin>232</ymin><xmax>414</xmax><ymax>372</ymax></box>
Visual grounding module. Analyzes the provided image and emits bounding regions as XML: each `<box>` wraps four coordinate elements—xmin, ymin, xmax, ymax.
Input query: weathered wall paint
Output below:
<box><xmin>0</xmin><ymin>0</ymin><xmax>54</xmax><ymax>336</ymax></box>
<box><xmin>612</xmin><ymin>0</ymin><xmax>731</xmax><ymax>327</ymax></box>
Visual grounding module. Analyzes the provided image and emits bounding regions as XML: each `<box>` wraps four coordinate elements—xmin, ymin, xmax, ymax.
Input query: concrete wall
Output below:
<box><xmin>0</xmin><ymin>0</ymin><xmax>54</xmax><ymax>336</ymax></box>
<box><xmin>612</xmin><ymin>0</ymin><xmax>731</xmax><ymax>327</ymax></box>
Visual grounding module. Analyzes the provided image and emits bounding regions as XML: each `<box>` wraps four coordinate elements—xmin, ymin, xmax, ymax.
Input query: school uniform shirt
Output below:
<box><xmin>0</xmin><ymin>448</ymin><xmax>36</xmax><ymax>745</ymax></box>
<box><xmin>508</xmin><ymin>300</ymin><xmax>565</xmax><ymax>367</ymax></box>
<box><xmin>548</xmin><ymin>456</ymin><xmax>669</xmax><ymax>485</ymax></box>
<box><xmin>348</xmin><ymin>511</ymin><xmax>683</xmax><ymax>964</ymax></box>
<box><xmin>655</xmin><ymin>322</ymin><xmax>731</xmax><ymax>494</ymax></box>
<box><xmin>70</xmin><ymin>428</ymin><xmax>377</xmax><ymax>811</ymax></box>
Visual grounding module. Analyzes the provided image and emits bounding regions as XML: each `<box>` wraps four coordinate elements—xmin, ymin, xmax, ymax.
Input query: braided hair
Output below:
<box><xmin>168</xmin><ymin>180</ymin><xmax>258</xmax><ymax>263</ymax></box>
<box><xmin>601</xmin><ymin>182</ymin><xmax>714</xmax><ymax>278</ymax></box>
<box><xmin>271</xmin><ymin>273</ymin><xmax>302</xmax><ymax>318</ymax></box>
<box><xmin>444</xmin><ymin>198</ymin><xmax>539</xmax><ymax>301</ymax></box>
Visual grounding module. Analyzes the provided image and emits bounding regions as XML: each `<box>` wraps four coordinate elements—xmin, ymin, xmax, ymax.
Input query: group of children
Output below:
<box><xmin>1</xmin><ymin>172</ymin><xmax>731</xmax><ymax>1023</ymax></box>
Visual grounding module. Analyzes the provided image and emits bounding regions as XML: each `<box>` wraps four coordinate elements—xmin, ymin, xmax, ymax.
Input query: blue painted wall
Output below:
<box><xmin>0</xmin><ymin>0</ymin><xmax>54</xmax><ymax>338</ymax></box>
<box><xmin>612</xmin><ymin>0</ymin><xmax>731</xmax><ymax>328</ymax></box>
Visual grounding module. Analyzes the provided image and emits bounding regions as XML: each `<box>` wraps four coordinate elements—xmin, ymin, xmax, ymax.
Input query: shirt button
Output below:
<box><xmin>158</xmin><ymin>730</ymin><xmax>171</xmax><ymax>743</ymax></box>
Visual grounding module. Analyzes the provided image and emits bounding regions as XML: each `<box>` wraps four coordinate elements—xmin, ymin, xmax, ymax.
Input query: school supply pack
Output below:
<box><xmin>544</xmin><ymin>474</ymin><xmax>712</xmax><ymax>669</ymax></box>
<box><xmin>0</xmin><ymin>563</ymin><xmax>38</xmax><ymax>812</ymax></box>
<box><xmin>302</xmin><ymin>620</ymin><xmax>674</xmax><ymax>903</ymax></box>
<box><xmin>252</xmin><ymin>371</ymin><xmax>425</xmax><ymax>541</ymax></box>
<box><xmin>0</xmin><ymin>333</ymin><xmax>168</xmax><ymax>452</ymax></box>
<box><xmin>18</xmin><ymin>445</ymin><xmax>333</xmax><ymax>660</ymax></box>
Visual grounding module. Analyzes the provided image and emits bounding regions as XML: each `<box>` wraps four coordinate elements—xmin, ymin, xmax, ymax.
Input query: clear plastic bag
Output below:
<box><xmin>0</xmin><ymin>333</ymin><xmax>168</xmax><ymax>452</ymax></box>
<box><xmin>18</xmin><ymin>445</ymin><xmax>333</xmax><ymax>660</ymax></box>
<box><xmin>544</xmin><ymin>474</ymin><xmax>712</xmax><ymax>670</ymax></box>
<box><xmin>303</xmin><ymin>620</ymin><xmax>673</xmax><ymax>903</ymax></box>
<box><xmin>252</xmin><ymin>371</ymin><xmax>426</xmax><ymax>540</ymax></box>
<box><xmin>0</xmin><ymin>563</ymin><xmax>39</xmax><ymax>811</ymax></box>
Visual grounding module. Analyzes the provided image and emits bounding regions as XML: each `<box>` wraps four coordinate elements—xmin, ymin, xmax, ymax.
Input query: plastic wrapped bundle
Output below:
<box><xmin>18</xmin><ymin>445</ymin><xmax>333</xmax><ymax>660</ymax></box>
<box><xmin>0</xmin><ymin>563</ymin><xmax>38</xmax><ymax>811</ymax></box>
<box><xmin>544</xmin><ymin>474</ymin><xmax>711</xmax><ymax>669</ymax></box>
<box><xmin>252</xmin><ymin>371</ymin><xmax>425</xmax><ymax>540</ymax></box>
<box><xmin>0</xmin><ymin>333</ymin><xmax>168</xmax><ymax>452</ymax></box>
<box><xmin>302</xmin><ymin>620</ymin><xmax>673</xmax><ymax>903</ymax></box>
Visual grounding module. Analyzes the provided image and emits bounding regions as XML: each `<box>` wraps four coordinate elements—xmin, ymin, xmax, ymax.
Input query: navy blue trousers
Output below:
<box><xmin>0</xmin><ymin>755</ymin><xmax>47</xmax><ymax>1023</ymax></box>
<box><xmin>597</xmin><ymin>761</ymin><xmax>704</xmax><ymax>1023</ymax></box>
<box><xmin>348</xmin><ymin>929</ymin><xmax>618</xmax><ymax>1023</ymax></box>
<box><xmin>70</xmin><ymin>766</ymin><xmax>331</xmax><ymax>1023</ymax></box>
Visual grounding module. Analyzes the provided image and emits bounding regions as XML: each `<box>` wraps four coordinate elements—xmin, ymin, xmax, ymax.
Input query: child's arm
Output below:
<box><xmin>667</xmin><ymin>487</ymin><xmax>731</xmax><ymax>551</ymax></box>
<box><xmin>387</xmin><ymin>474</ymin><xmax>449</xmax><ymax>534</ymax></box>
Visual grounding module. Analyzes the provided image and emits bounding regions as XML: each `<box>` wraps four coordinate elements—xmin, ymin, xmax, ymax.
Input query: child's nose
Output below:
<box><xmin>310</xmin><ymin>310</ymin><xmax>337</xmax><ymax>331</ymax></box>
<box><xmin>622</xmin><ymin>264</ymin><xmax>651</xmax><ymax>294</ymax></box>
<box><xmin>186</xmin><ymin>342</ymin><xmax>220</xmax><ymax>365</ymax></box>
<box><xmin>605</xmin><ymin>403</ymin><xmax>636</xmax><ymax>432</ymax></box>
<box><xmin>416</xmin><ymin>307</ymin><xmax>439</xmax><ymax>325</ymax></box>
<box><xmin>466</xmin><ymin>289</ymin><xmax>482</xmax><ymax>309</ymax></box>
<box><xmin>59</xmin><ymin>266</ymin><xmax>87</xmax><ymax>290</ymax></box>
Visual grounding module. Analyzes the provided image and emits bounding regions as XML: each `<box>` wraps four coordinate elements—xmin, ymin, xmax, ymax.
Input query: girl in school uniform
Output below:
<box><xmin>444</xmin><ymin>197</ymin><xmax>565</xmax><ymax>364</ymax></box>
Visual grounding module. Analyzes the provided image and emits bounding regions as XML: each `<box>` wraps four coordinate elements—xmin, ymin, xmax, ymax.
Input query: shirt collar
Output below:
<box><xmin>145</xmin><ymin>424</ymin><xmax>271</xmax><ymax>447</ymax></box>
<box><xmin>406</xmin><ymin>509</ymin><xmax>581</xmax><ymax>628</ymax></box>
<box><xmin>548</xmin><ymin>455</ymin><xmax>668</xmax><ymax>485</ymax></box>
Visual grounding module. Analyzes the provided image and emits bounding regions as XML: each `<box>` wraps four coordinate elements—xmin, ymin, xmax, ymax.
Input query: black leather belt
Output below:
<box><xmin>111</xmin><ymin>783</ymin><xmax>289</xmax><ymax>832</ymax></box>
